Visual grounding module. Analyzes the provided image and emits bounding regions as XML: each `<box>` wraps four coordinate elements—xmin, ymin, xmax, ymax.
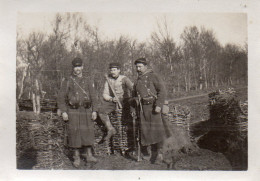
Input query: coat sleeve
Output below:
<box><xmin>102</xmin><ymin>81</ymin><xmax>113</xmax><ymax>101</ymax></box>
<box><xmin>57</xmin><ymin>78</ymin><xmax>68</xmax><ymax>113</ymax></box>
<box><xmin>132</xmin><ymin>82</ymin><xmax>137</xmax><ymax>97</ymax></box>
<box><xmin>88</xmin><ymin>80</ymin><xmax>98</xmax><ymax>112</ymax></box>
<box><xmin>122</xmin><ymin>76</ymin><xmax>134</xmax><ymax>94</ymax></box>
<box><xmin>152</xmin><ymin>73</ymin><xmax>166</xmax><ymax>108</ymax></box>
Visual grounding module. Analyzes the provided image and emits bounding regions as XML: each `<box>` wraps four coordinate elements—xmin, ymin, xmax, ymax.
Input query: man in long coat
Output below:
<box><xmin>133</xmin><ymin>58</ymin><xmax>171</xmax><ymax>163</ymax></box>
<box><xmin>58</xmin><ymin>58</ymin><xmax>98</xmax><ymax>167</ymax></box>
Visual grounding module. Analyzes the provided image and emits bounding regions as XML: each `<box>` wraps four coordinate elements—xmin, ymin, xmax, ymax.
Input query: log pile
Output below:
<box><xmin>18</xmin><ymin>99</ymin><xmax>58</xmax><ymax>113</ymax></box>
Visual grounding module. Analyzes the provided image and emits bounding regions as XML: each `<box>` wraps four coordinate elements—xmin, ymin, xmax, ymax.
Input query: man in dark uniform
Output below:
<box><xmin>58</xmin><ymin>58</ymin><xmax>98</xmax><ymax>168</ymax></box>
<box><xmin>132</xmin><ymin>58</ymin><xmax>170</xmax><ymax>164</ymax></box>
<box><xmin>99</xmin><ymin>63</ymin><xmax>133</xmax><ymax>143</ymax></box>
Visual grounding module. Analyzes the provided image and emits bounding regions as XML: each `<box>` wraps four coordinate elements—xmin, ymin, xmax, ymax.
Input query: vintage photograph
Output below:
<box><xmin>16</xmin><ymin>12</ymin><xmax>248</xmax><ymax>170</ymax></box>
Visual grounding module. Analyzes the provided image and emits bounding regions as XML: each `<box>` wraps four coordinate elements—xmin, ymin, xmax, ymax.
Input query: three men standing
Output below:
<box><xmin>58</xmin><ymin>57</ymin><xmax>169</xmax><ymax>167</ymax></box>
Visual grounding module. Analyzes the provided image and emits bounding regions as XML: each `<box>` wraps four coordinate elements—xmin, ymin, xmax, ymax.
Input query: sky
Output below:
<box><xmin>17</xmin><ymin>12</ymin><xmax>247</xmax><ymax>47</ymax></box>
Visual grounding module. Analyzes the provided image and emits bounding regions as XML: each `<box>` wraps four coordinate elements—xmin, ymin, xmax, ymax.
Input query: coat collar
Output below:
<box><xmin>138</xmin><ymin>69</ymin><xmax>153</xmax><ymax>78</ymax></box>
<box><xmin>71</xmin><ymin>72</ymin><xmax>84</xmax><ymax>79</ymax></box>
<box><xmin>108</xmin><ymin>74</ymin><xmax>121</xmax><ymax>80</ymax></box>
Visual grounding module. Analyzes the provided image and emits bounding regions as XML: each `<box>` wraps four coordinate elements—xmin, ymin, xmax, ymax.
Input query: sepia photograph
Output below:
<box><xmin>16</xmin><ymin>12</ymin><xmax>248</xmax><ymax>170</ymax></box>
<box><xmin>1</xmin><ymin>0</ymin><xmax>260</xmax><ymax>180</ymax></box>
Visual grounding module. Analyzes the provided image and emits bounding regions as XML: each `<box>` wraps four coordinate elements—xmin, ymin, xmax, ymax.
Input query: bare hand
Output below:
<box><xmin>62</xmin><ymin>112</ymin><xmax>69</xmax><ymax>121</ymax></box>
<box><xmin>112</xmin><ymin>97</ymin><xmax>118</xmax><ymax>103</ymax></box>
<box><xmin>162</xmin><ymin>105</ymin><xmax>169</xmax><ymax>114</ymax></box>
<box><xmin>57</xmin><ymin>109</ymin><xmax>62</xmax><ymax>116</ymax></box>
<box><xmin>92</xmin><ymin>112</ymin><xmax>97</xmax><ymax>120</ymax></box>
<box><xmin>131</xmin><ymin>111</ymin><xmax>137</xmax><ymax>119</ymax></box>
<box><xmin>154</xmin><ymin>106</ymin><xmax>161</xmax><ymax>113</ymax></box>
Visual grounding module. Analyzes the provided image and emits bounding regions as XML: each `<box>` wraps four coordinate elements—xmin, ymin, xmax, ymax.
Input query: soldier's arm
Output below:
<box><xmin>123</xmin><ymin>76</ymin><xmax>134</xmax><ymax>91</ymax></box>
<box><xmin>57</xmin><ymin>78</ymin><xmax>68</xmax><ymax>113</ymax></box>
<box><xmin>152</xmin><ymin>73</ymin><xmax>166</xmax><ymax>108</ymax></box>
<box><xmin>132</xmin><ymin>83</ymin><xmax>137</xmax><ymax>97</ymax></box>
<box><xmin>102</xmin><ymin>81</ymin><xmax>113</xmax><ymax>101</ymax></box>
<box><xmin>88</xmin><ymin>80</ymin><xmax>98</xmax><ymax>112</ymax></box>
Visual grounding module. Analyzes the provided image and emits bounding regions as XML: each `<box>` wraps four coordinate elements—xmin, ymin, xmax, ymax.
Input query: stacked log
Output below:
<box><xmin>18</xmin><ymin>99</ymin><xmax>58</xmax><ymax>113</ymax></box>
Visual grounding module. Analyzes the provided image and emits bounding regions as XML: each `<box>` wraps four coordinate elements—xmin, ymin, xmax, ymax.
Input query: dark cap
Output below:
<box><xmin>72</xmin><ymin>58</ymin><xmax>83</xmax><ymax>67</ymax></box>
<box><xmin>109</xmin><ymin>62</ymin><xmax>121</xmax><ymax>69</ymax></box>
<box><xmin>134</xmin><ymin>58</ymin><xmax>147</xmax><ymax>65</ymax></box>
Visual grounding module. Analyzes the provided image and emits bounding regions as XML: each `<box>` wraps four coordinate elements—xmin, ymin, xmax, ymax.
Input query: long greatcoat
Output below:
<box><xmin>134</xmin><ymin>69</ymin><xmax>170</xmax><ymax>146</ymax></box>
<box><xmin>58</xmin><ymin>74</ymin><xmax>98</xmax><ymax>148</ymax></box>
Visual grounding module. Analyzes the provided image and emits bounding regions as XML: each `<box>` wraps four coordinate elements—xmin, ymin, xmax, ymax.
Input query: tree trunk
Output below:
<box><xmin>18</xmin><ymin>66</ymin><xmax>28</xmax><ymax>100</ymax></box>
<box><xmin>32</xmin><ymin>92</ymin><xmax>36</xmax><ymax>113</ymax></box>
<box><xmin>204</xmin><ymin>69</ymin><xmax>208</xmax><ymax>89</ymax></box>
<box><xmin>184</xmin><ymin>76</ymin><xmax>188</xmax><ymax>92</ymax></box>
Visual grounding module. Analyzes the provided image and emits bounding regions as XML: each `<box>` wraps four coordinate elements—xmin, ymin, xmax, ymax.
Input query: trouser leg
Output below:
<box><xmin>73</xmin><ymin>148</ymin><xmax>81</xmax><ymax>168</ymax></box>
<box><xmin>141</xmin><ymin>145</ymin><xmax>150</xmax><ymax>161</ymax></box>
<box><xmin>82</xmin><ymin>146</ymin><xmax>97</xmax><ymax>163</ymax></box>
<box><xmin>150</xmin><ymin>143</ymin><xmax>159</xmax><ymax>164</ymax></box>
<box><xmin>99</xmin><ymin>113</ymin><xmax>116</xmax><ymax>141</ymax></box>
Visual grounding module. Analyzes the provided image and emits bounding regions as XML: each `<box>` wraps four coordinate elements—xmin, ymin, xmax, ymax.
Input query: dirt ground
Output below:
<box><xmin>56</xmin><ymin>148</ymin><xmax>232</xmax><ymax>170</ymax></box>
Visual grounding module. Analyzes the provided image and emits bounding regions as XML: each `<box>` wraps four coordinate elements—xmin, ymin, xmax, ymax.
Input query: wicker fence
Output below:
<box><xmin>17</xmin><ymin>100</ymin><xmax>192</xmax><ymax>169</ymax></box>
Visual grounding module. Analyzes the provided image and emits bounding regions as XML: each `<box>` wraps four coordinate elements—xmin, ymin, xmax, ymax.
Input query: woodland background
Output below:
<box><xmin>16</xmin><ymin>13</ymin><xmax>248</xmax><ymax>102</ymax></box>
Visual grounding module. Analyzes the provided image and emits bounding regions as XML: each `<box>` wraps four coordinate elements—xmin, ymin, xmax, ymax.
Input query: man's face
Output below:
<box><xmin>136</xmin><ymin>63</ymin><xmax>147</xmax><ymax>75</ymax></box>
<box><xmin>73</xmin><ymin>66</ymin><xmax>83</xmax><ymax>76</ymax></box>
<box><xmin>110</xmin><ymin>68</ymin><xmax>120</xmax><ymax>78</ymax></box>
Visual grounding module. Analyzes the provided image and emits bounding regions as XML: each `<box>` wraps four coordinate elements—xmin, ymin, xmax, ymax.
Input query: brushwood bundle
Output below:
<box><xmin>16</xmin><ymin>112</ymin><xmax>73</xmax><ymax>169</ymax></box>
<box><xmin>198</xmin><ymin>88</ymin><xmax>248</xmax><ymax>170</ymax></box>
<box><xmin>93</xmin><ymin>109</ymin><xmax>128</xmax><ymax>155</ymax></box>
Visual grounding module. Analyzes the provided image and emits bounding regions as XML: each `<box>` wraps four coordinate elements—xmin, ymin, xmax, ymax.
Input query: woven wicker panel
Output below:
<box><xmin>17</xmin><ymin>113</ymin><xmax>73</xmax><ymax>169</ymax></box>
<box><xmin>110</xmin><ymin>109</ymin><xmax>128</xmax><ymax>154</ymax></box>
<box><xmin>93</xmin><ymin>121</ymin><xmax>110</xmax><ymax>156</ymax></box>
<box><xmin>165</xmin><ymin>104</ymin><xmax>191</xmax><ymax>132</ymax></box>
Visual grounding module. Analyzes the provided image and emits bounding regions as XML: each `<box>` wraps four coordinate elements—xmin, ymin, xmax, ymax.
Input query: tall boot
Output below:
<box><xmin>82</xmin><ymin>146</ymin><xmax>97</xmax><ymax>163</ymax></box>
<box><xmin>73</xmin><ymin>149</ymin><xmax>81</xmax><ymax>168</ymax></box>
<box><xmin>150</xmin><ymin>143</ymin><xmax>159</xmax><ymax>164</ymax></box>
<box><xmin>99</xmin><ymin>114</ymin><xmax>116</xmax><ymax>141</ymax></box>
<box><xmin>141</xmin><ymin>145</ymin><xmax>150</xmax><ymax>161</ymax></box>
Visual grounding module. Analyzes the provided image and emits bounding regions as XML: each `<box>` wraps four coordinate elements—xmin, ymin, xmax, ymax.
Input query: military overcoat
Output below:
<box><xmin>58</xmin><ymin>73</ymin><xmax>98</xmax><ymax>148</ymax></box>
<box><xmin>134</xmin><ymin>69</ymin><xmax>170</xmax><ymax>146</ymax></box>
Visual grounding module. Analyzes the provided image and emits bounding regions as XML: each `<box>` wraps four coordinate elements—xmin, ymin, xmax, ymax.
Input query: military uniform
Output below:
<box><xmin>58</xmin><ymin>73</ymin><xmax>98</xmax><ymax>148</ymax></box>
<box><xmin>100</xmin><ymin>74</ymin><xmax>133</xmax><ymax>114</ymax></box>
<box><xmin>133</xmin><ymin>69</ymin><xmax>170</xmax><ymax>146</ymax></box>
<box><xmin>98</xmin><ymin>63</ymin><xmax>134</xmax><ymax>154</ymax></box>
